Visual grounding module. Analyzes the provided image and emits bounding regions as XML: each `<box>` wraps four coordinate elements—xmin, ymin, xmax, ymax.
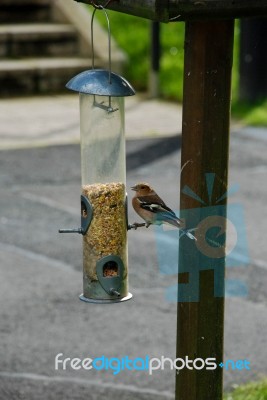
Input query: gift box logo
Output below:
<box><xmin>154</xmin><ymin>173</ymin><xmax>249</xmax><ymax>302</ymax></box>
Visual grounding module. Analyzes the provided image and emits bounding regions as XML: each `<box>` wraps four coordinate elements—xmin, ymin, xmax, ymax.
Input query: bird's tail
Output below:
<box><xmin>163</xmin><ymin>216</ymin><xmax>197</xmax><ymax>240</ymax></box>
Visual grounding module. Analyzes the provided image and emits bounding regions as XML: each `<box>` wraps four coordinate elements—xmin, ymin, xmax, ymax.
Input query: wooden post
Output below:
<box><xmin>239</xmin><ymin>18</ymin><xmax>267</xmax><ymax>103</ymax></box>
<box><xmin>149</xmin><ymin>21</ymin><xmax>160</xmax><ymax>98</ymax></box>
<box><xmin>176</xmin><ymin>20</ymin><xmax>234</xmax><ymax>400</ymax></box>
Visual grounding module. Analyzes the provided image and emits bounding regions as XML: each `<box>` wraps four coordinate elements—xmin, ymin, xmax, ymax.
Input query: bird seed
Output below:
<box><xmin>82</xmin><ymin>182</ymin><xmax>127</xmax><ymax>281</ymax></box>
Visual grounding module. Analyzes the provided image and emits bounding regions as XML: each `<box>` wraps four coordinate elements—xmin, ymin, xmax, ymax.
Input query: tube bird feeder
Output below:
<box><xmin>59</xmin><ymin>6</ymin><xmax>135</xmax><ymax>303</ymax></box>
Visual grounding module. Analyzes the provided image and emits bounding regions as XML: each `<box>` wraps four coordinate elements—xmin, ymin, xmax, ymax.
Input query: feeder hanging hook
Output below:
<box><xmin>90</xmin><ymin>1</ymin><xmax>112</xmax><ymax>83</ymax></box>
<box><xmin>89</xmin><ymin>0</ymin><xmax>116</xmax><ymax>9</ymax></box>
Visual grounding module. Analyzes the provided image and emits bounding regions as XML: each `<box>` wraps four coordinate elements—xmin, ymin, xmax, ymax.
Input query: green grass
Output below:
<box><xmin>224</xmin><ymin>379</ymin><xmax>267</xmax><ymax>400</ymax></box>
<box><xmin>95</xmin><ymin>10</ymin><xmax>267</xmax><ymax>125</ymax></box>
<box><xmin>232</xmin><ymin>100</ymin><xmax>267</xmax><ymax>126</ymax></box>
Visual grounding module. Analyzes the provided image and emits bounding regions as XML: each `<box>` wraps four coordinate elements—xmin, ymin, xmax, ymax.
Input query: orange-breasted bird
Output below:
<box><xmin>131</xmin><ymin>182</ymin><xmax>196</xmax><ymax>240</ymax></box>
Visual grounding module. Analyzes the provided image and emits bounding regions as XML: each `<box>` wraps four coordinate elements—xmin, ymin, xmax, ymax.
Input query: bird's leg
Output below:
<box><xmin>128</xmin><ymin>222</ymin><xmax>146</xmax><ymax>230</ymax></box>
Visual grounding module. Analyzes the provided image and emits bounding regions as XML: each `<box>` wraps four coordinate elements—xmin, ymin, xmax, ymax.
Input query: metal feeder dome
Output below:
<box><xmin>66</xmin><ymin>69</ymin><xmax>135</xmax><ymax>97</ymax></box>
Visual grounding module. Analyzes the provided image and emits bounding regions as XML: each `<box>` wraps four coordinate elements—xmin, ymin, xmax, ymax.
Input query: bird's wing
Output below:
<box><xmin>137</xmin><ymin>195</ymin><xmax>179</xmax><ymax>219</ymax></box>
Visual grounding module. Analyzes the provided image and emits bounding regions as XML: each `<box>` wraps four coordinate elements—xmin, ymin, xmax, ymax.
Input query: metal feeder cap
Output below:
<box><xmin>66</xmin><ymin>69</ymin><xmax>135</xmax><ymax>97</ymax></box>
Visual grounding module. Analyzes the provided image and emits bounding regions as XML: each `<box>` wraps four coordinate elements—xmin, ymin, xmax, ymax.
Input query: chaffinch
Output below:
<box><xmin>131</xmin><ymin>182</ymin><xmax>196</xmax><ymax>240</ymax></box>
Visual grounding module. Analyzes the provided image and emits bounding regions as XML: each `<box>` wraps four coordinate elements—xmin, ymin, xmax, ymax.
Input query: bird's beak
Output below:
<box><xmin>131</xmin><ymin>186</ymin><xmax>137</xmax><ymax>191</ymax></box>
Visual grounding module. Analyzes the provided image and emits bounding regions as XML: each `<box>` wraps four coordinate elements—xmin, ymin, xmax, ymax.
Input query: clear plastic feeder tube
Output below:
<box><xmin>65</xmin><ymin>68</ymin><xmax>135</xmax><ymax>302</ymax></box>
<box><xmin>80</xmin><ymin>94</ymin><xmax>126</xmax><ymax>185</ymax></box>
<box><xmin>80</xmin><ymin>93</ymin><xmax>128</xmax><ymax>300</ymax></box>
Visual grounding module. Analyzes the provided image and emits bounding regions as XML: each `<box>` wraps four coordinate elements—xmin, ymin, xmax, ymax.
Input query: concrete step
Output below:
<box><xmin>0</xmin><ymin>57</ymin><xmax>101</xmax><ymax>95</ymax></box>
<box><xmin>0</xmin><ymin>24</ymin><xmax>80</xmax><ymax>57</ymax></box>
<box><xmin>0</xmin><ymin>0</ymin><xmax>125</xmax><ymax>95</ymax></box>
<box><xmin>1</xmin><ymin>0</ymin><xmax>50</xmax><ymax>4</ymax></box>
<box><xmin>0</xmin><ymin>0</ymin><xmax>51</xmax><ymax>23</ymax></box>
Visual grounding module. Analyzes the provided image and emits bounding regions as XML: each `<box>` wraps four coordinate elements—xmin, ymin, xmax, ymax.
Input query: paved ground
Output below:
<box><xmin>0</xmin><ymin>95</ymin><xmax>267</xmax><ymax>399</ymax></box>
<box><xmin>0</xmin><ymin>94</ymin><xmax>183</xmax><ymax>149</ymax></box>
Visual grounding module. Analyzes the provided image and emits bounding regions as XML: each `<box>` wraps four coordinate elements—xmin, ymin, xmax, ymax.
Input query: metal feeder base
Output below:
<box><xmin>79</xmin><ymin>293</ymin><xmax>133</xmax><ymax>304</ymax></box>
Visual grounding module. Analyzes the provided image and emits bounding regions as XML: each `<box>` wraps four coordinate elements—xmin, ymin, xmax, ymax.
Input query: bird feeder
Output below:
<box><xmin>59</xmin><ymin>6</ymin><xmax>135</xmax><ymax>303</ymax></box>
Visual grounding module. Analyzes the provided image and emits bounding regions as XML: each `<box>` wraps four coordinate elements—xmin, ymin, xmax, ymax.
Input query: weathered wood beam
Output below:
<box><xmin>75</xmin><ymin>0</ymin><xmax>168</xmax><ymax>21</ymax></box>
<box><xmin>176</xmin><ymin>19</ymin><xmax>234</xmax><ymax>400</ymax></box>
<box><xmin>75</xmin><ymin>0</ymin><xmax>267</xmax><ymax>21</ymax></box>
<box><xmin>169</xmin><ymin>0</ymin><xmax>267</xmax><ymax>21</ymax></box>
